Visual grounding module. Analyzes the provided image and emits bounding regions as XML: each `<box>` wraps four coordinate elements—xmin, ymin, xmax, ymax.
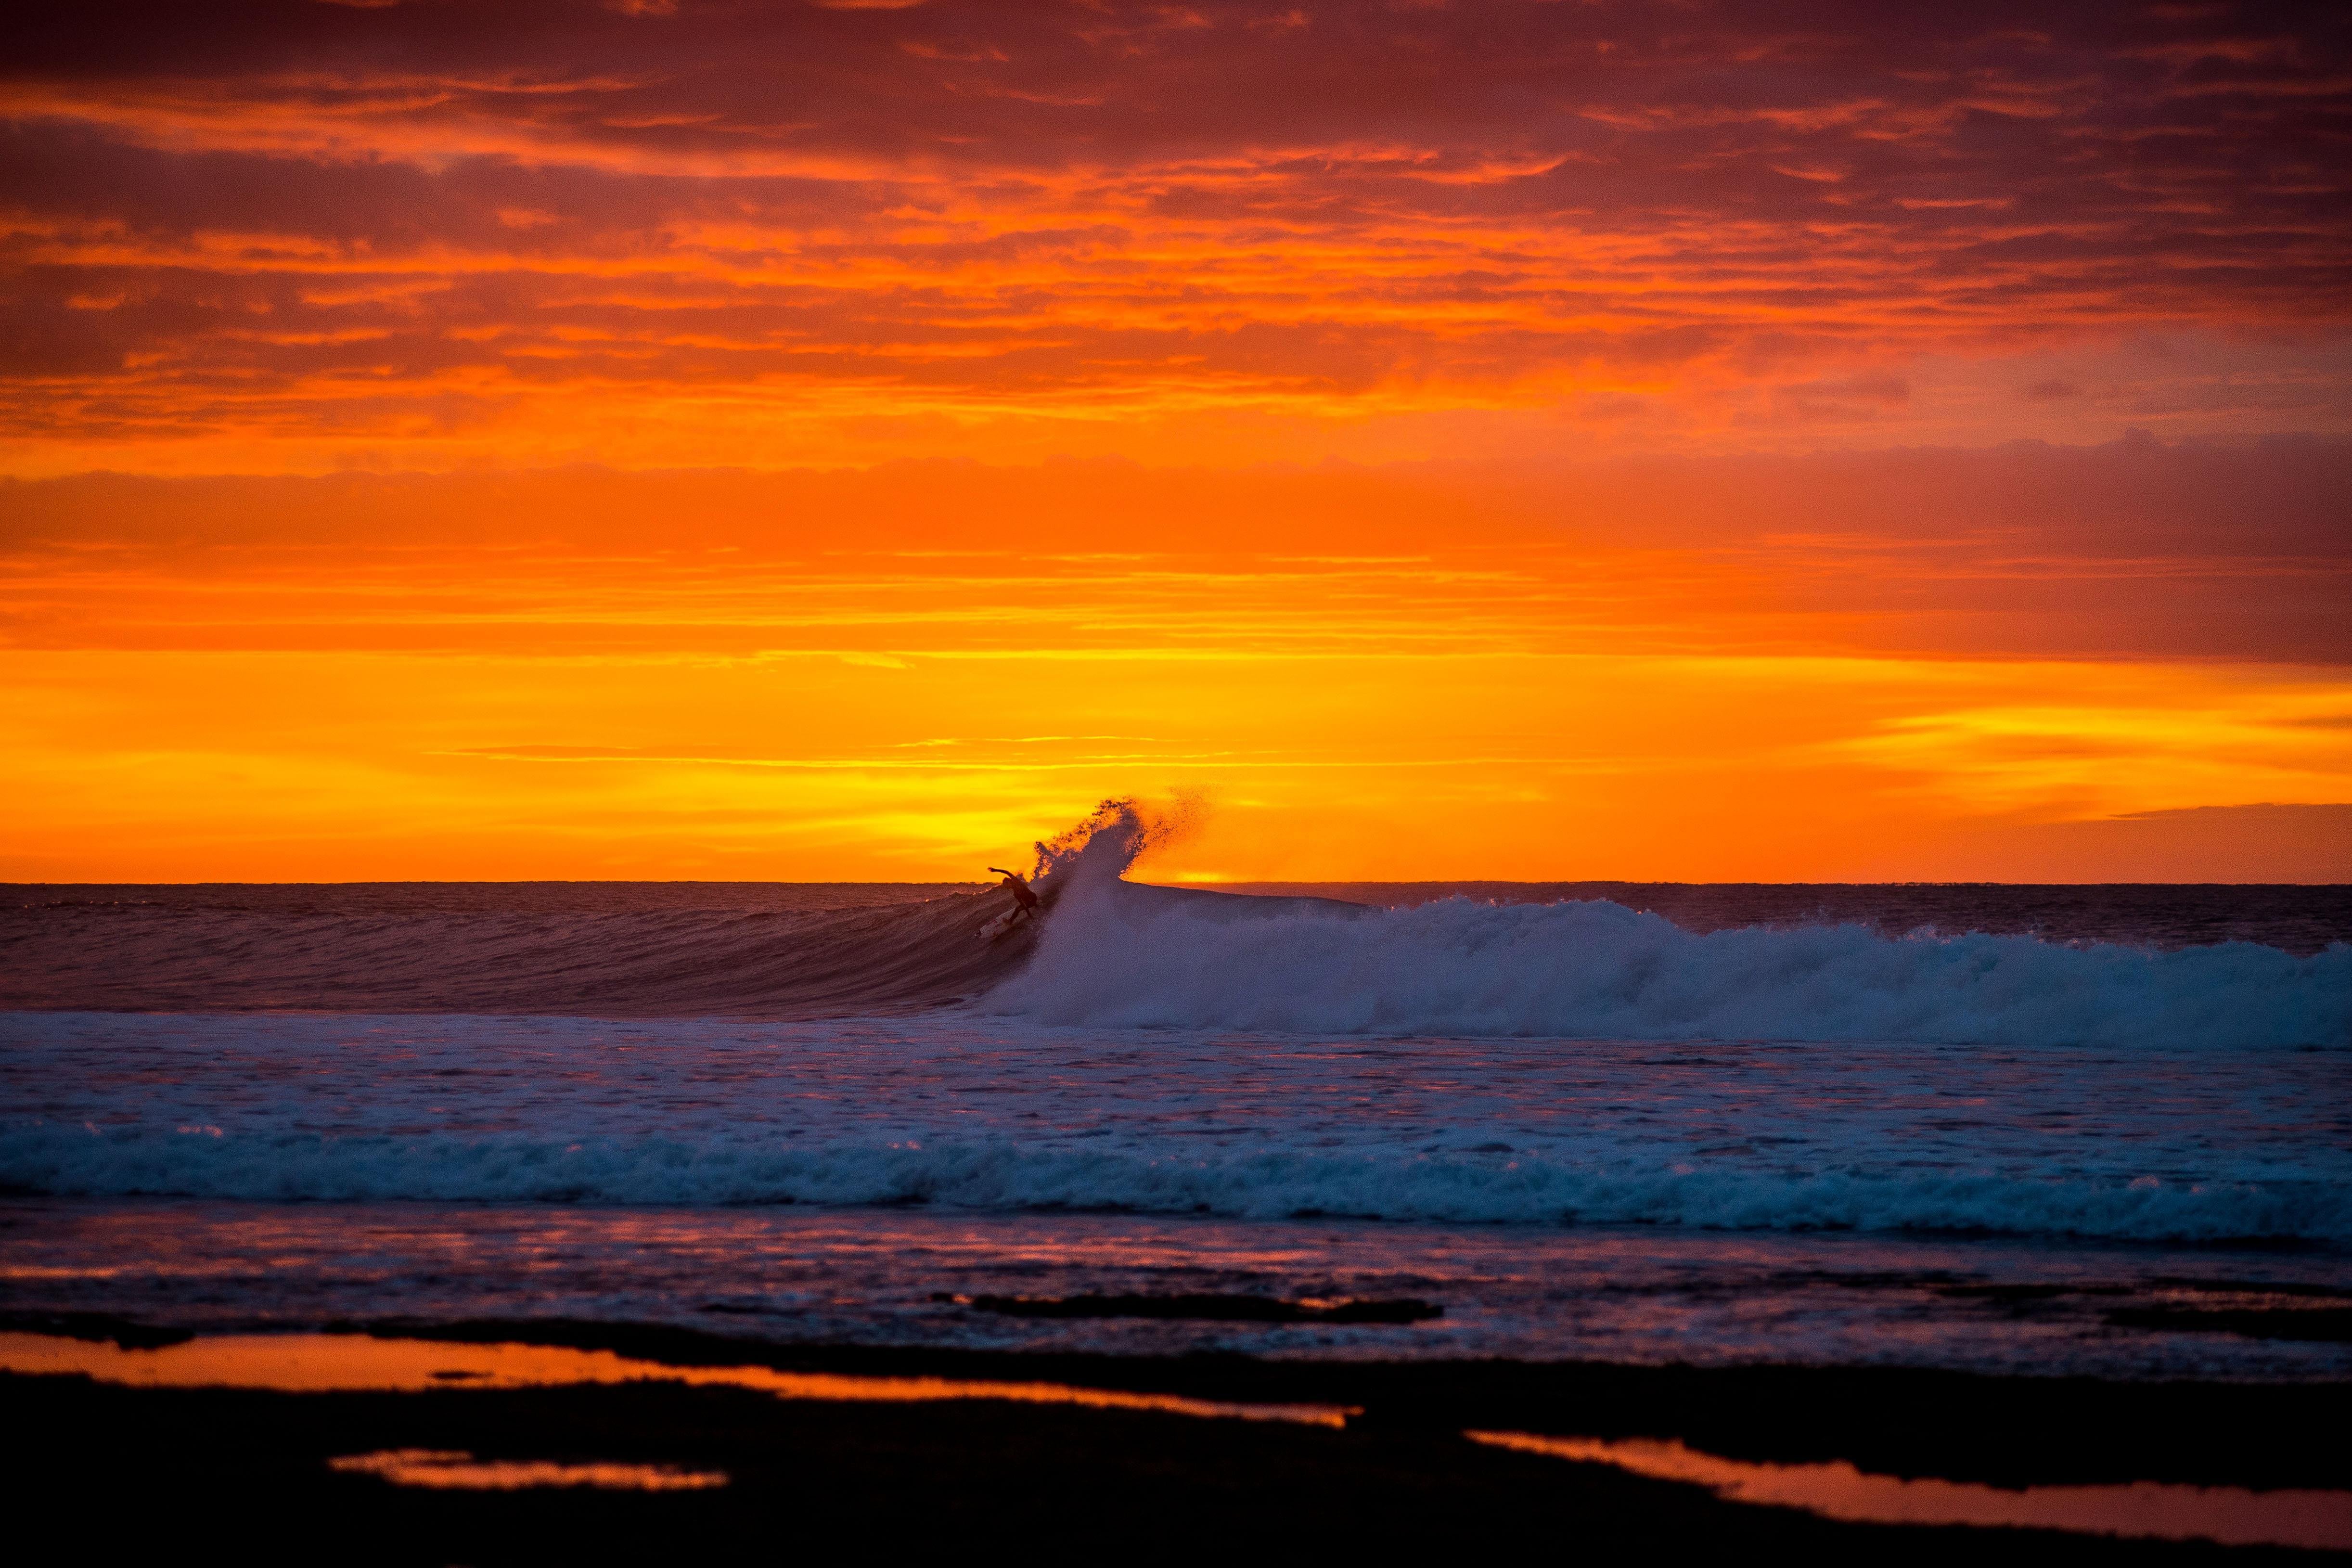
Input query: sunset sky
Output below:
<box><xmin>5</xmin><ymin>0</ymin><xmax>2348</xmax><ymax>881</ymax></box>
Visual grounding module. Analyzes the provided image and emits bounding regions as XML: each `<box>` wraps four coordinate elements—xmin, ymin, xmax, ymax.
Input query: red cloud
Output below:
<box><xmin>2</xmin><ymin>1</ymin><xmax>2346</xmax><ymax>461</ymax></box>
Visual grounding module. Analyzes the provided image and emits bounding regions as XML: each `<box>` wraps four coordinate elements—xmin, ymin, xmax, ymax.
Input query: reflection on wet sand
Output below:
<box><xmin>331</xmin><ymin>1449</ymin><xmax>728</xmax><ymax>1491</ymax></box>
<box><xmin>1467</xmin><ymin>1431</ymin><xmax>2352</xmax><ymax>1552</ymax></box>
<box><xmin>0</xmin><ymin>1331</ymin><xmax>1353</xmax><ymax>1427</ymax></box>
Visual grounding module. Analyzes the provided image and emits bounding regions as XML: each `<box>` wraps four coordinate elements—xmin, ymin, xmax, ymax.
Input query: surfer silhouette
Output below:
<box><xmin>988</xmin><ymin>867</ymin><xmax>1041</xmax><ymax>925</ymax></box>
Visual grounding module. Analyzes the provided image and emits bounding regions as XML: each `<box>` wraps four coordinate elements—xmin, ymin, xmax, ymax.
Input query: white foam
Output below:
<box><xmin>990</xmin><ymin>888</ymin><xmax>2351</xmax><ymax>1047</ymax></box>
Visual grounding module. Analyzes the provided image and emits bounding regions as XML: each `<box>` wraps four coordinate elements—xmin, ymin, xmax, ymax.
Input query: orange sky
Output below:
<box><xmin>3</xmin><ymin>1</ymin><xmax>2349</xmax><ymax>881</ymax></box>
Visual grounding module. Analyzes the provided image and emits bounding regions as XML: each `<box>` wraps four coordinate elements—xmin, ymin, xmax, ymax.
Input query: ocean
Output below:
<box><xmin>4</xmin><ymin>818</ymin><xmax>2347</xmax><ymax>1382</ymax></box>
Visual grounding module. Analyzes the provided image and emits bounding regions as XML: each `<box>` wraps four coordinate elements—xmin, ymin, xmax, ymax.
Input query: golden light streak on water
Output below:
<box><xmin>0</xmin><ymin>1332</ymin><xmax>1355</xmax><ymax>1428</ymax></box>
<box><xmin>1465</xmin><ymin>1430</ymin><xmax>2352</xmax><ymax>1552</ymax></box>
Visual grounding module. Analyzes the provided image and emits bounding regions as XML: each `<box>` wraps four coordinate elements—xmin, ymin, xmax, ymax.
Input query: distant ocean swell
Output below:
<box><xmin>3</xmin><ymin>1126</ymin><xmax>2343</xmax><ymax>1244</ymax></box>
<box><xmin>991</xmin><ymin>888</ymin><xmax>2352</xmax><ymax>1048</ymax></box>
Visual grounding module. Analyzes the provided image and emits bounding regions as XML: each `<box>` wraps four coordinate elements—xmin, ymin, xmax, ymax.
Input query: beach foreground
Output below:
<box><xmin>5</xmin><ymin>1319</ymin><xmax>2347</xmax><ymax>1562</ymax></box>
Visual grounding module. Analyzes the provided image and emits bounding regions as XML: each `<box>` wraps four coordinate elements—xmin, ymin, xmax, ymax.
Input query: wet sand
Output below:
<box><xmin>3</xmin><ymin>1318</ymin><xmax>2344</xmax><ymax>1562</ymax></box>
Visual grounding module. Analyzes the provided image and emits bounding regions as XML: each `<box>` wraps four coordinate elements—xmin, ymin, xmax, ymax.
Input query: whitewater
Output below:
<box><xmin>5</xmin><ymin>1010</ymin><xmax>2344</xmax><ymax>1243</ymax></box>
<box><xmin>994</xmin><ymin>884</ymin><xmax>2348</xmax><ymax>1048</ymax></box>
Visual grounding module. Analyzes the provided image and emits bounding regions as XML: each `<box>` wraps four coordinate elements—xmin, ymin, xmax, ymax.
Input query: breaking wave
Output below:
<box><xmin>992</xmin><ymin>871</ymin><xmax>2351</xmax><ymax>1048</ymax></box>
<box><xmin>4</xmin><ymin>798</ymin><xmax>2344</xmax><ymax>1047</ymax></box>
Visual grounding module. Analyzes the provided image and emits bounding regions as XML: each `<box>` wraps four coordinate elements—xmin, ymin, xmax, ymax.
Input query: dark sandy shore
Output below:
<box><xmin>3</xmin><ymin>1316</ymin><xmax>2346</xmax><ymax>1563</ymax></box>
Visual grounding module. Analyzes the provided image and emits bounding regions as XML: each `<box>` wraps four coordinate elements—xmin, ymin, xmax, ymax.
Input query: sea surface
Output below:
<box><xmin>4</xmin><ymin>824</ymin><xmax>2348</xmax><ymax>1379</ymax></box>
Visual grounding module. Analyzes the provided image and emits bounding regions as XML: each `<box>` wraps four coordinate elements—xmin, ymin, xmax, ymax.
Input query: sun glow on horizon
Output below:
<box><xmin>6</xmin><ymin>461</ymin><xmax>2348</xmax><ymax>882</ymax></box>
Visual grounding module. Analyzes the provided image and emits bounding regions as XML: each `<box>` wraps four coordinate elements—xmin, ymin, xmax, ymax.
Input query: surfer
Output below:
<box><xmin>988</xmin><ymin>866</ymin><xmax>1041</xmax><ymax>925</ymax></box>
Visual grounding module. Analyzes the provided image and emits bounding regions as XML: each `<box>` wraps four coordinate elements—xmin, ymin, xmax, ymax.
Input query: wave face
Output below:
<box><xmin>992</xmin><ymin>886</ymin><xmax>2352</xmax><ymax>1047</ymax></box>
<box><xmin>0</xmin><ymin>884</ymin><xmax>1038</xmax><ymax>1016</ymax></box>
<box><xmin>0</xmin><ymin>802</ymin><xmax>1335</xmax><ymax>1017</ymax></box>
